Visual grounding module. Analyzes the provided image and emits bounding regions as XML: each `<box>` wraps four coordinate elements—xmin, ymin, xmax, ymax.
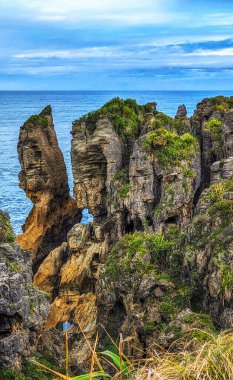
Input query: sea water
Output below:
<box><xmin>0</xmin><ymin>90</ymin><xmax>232</xmax><ymax>234</ymax></box>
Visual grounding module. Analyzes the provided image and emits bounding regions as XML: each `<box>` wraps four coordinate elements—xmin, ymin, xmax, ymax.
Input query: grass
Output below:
<box><xmin>27</xmin><ymin>327</ymin><xmax>233</xmax><ymax>380</ymax></box>
<box><xmin>131</xmin><ymin>329</ymin><xmax>233</xmax><ymax>380</ymax></box>
<box><xmin>104</xmin><ymin>232</ymin><xmax>173</xmax><ymax>280</ymax></box>
<box><xmin>5</xmin><ymin>259</ymin><xmax>22</xmax><ymax>272</ymax></box>
<box><xmin>143</xmin><ymin>128</ymin><xmax>198</xmax><ymax>166</ymax></box>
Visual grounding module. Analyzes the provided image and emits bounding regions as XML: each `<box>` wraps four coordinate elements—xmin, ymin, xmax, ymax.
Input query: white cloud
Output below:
<box><xmin>185</xmin><ymin>47</ymin><xmax>233</xmax><ymax>57</ymax></box>
<box><xmin>14</xmin><ymin>47</ymin><xmax>122</xmax><ymax>59</ymax></box>
<box><xmin>0</xmin><ymin>0</ymin><xmax>178</xmax><ymax>25</ymax></box>
<box><xmin>205</xmin><ymin>13</ymin><xmax>233</xmax><ymax>26</ymax></box>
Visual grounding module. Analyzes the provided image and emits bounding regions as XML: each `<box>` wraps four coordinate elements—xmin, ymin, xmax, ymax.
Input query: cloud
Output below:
<box><xmin>0</xmin><ymin>0</ymin><xmax>178</xmax><ymax>25</ymax></box>
<box><xmin>13</xmin><ymin>47</ymin><xmax>121</xmax><ymax>59</ymax></box>
<box><xmin>185</xmin><ymin>47</ymin><xmax>233</xmax><ymax>56</ymax></box>
<box><xmin>205</xmin><ymin>13</ymin><xmax>233</xmax><ymax>26</ymax></box>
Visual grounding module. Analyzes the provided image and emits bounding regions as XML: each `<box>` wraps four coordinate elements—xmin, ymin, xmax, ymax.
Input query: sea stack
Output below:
<box><xmin>17</xmin><ymin>106</ymin><xmax>80</xmax><ymax>270</ymax></box>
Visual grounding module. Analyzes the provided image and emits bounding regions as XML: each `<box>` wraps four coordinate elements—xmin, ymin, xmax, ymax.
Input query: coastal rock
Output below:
<box><xmin>16</xmin><ymin>96</ymin><xmax>233</xmax><ymax>367</ymax></box>
<box><xmin>0</xmin><ymin>214</ymin><xmax>48</xmax><ymax>370</ymax></box>
<box><xmin>175</xmin><ymin>104</ymin><xmax>187</xmax><ymax>119</ymax></box>
<box><xmin>17</xmin><ymin>106</ymin><xmax>80</xmax><ymax>269</ymax></box>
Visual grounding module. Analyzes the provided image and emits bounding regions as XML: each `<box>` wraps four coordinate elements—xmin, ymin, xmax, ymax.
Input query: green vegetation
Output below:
<box><xmin>0</xmin><ymin>213</ymin><xmax>14</xmax><ymax>243</ymax></box>
<box><xmin>210</xmin><ymin>95</ymin><xmax>233</xmax><ymax>114</ymax></box>
<box><xmin>117</xmin><ymin>183</ymin><xmax>130</xmax><ymax>199</ymax></box>
<box><xmin>0</xmin><ymin>359</ymin><xmax>56</xmax><ymax>380</ymax></box>
<box><xmin>133</xmin><ymin>330</ymin><xmax>233</xmax><ymax>379</ymax></box>
<box><xmin>219</xmin><ymin>262</ymin><xmax>233</xmax><ymax>291</ymax></box>
<box><xmin>207</xmin><ymin>180</ymin><xmax>233</xmax><ymax>222</ymax></box>
<box><xmin>5</xmin><ymin>259</ymin><xmax>22</xmax><ymax>272</ymax></box>
<box><xmin>152</xmin><ymin>112</ymin><xmax>189</xmax><ymax>134</ymax></box>
<box><xmin>26</xmin><ymin>114</ymin><xmax>49</xmax><ymax>129</ymax></box>
<box><xmin>143</xmin><ymin>128</ymin><xmax>198</xmax><ymax>166</ymax></box>
<box><xmin>182</xmin><ymin>167</ymin><xmax>196</xmax><ymax>178</ymax></box>
<box><xmin>40</xmin><ymin>105</ymin><xmax>52</xmax><ymax>116</ymax></box>
<box><xmin>112</xmin><ymin>168</ymin><xmax>128</xmax><ymax>182</ymax></box>
<box><xmin>204</xmin><ymin>118</ymin><xmax>223</xmax><ymax>142</ymax></box>
<box><xmin>73</xmin><ymin>97</ymin><xmax>157</xmax><ymax>138</ymax></box>
<box><xmin>105</xmin><ymin>231</ymin><xmax>177</xmax><ymax>280</ymax></box>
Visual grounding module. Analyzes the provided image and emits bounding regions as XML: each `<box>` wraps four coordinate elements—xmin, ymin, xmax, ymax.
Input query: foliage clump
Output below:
<box><xmin>26</xmin><ymin>115</ymin><xmax>49</xmax><ymax>129</ymax></box>
<box><xmin>105</xmin><ymin>231</ymin><xmax>178</xmax><ymax>280</ymax></box>
<box><xmin>152</xmin><ymin>112</ymin><xmax>189</xmax><ymax>134</ymax></box>
<box><xmin>210</xmin><ymin>95</ymin><xmax>233</xmax><ymax>114</ymax></box>
<box><xmin>204</xmin><ymin>118</ymin><xmax>223</xmax><ymax>142</ymax></box>
<box><xmin>143</xmin><ymin>128</ymin><xmax>198</xmax><ymax>166</ymax></box>
<box><xmin>117</xmin><ymin>183</ymin><xmax>130</xmax><ymax>199</ymax></box>
<box><xmin>0</xmin><ymin>212</ymin><xmax>14</xmax><ymax>243</ymax></box>
<box><xmin>74</xmin><ymin>97</ymin><xmax>156</xmax><ymax>139</ymax></box>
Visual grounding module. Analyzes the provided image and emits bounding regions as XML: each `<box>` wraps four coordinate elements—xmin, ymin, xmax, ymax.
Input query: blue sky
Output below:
<box><xmin>0</xmin><ymin>0</ymin><xmax>233</xmax><ymax>90</ymax></box>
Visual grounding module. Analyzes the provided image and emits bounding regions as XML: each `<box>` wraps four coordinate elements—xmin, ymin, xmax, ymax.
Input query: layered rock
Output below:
<box><xmin>191</xmin><ymin>96</ymin><xmax>233</xmax><ymax>193</ymax></box>
<box><xmin>21</xmin><ymin>96</ymin><xmax>233</xmax><ymax>367</ymax></box>
<box><xmin>17</xmin><ymin>106</ymin><xmax>80</xmax><ymax>269</ymax></box>
<box><xmin>183</xmin><ymin>162</ymin><xmax>233</xmax><ymax>327</ymax></box>
<box><xmin>0</xmin><ymin>213</ymin><xmax>48</xmax><ymax>370</ymax></box>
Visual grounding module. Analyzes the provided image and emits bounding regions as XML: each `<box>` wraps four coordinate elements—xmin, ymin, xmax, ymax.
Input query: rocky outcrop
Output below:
<box><xmin>0</xmin><ymin>213</ymin><xmax>48</xmax><ymax>370</ymax></box>
<box><xmin>17</xmin><ymin>106</ymin><xmax>80</xmax><ymax>269</ymax></box>
<box><xmin>15</xmin><ymin>96</ymin><xmax>233</xmax><ymax>369</ymax></box>
<box><xmin>183</xmin><ymin>162</ymin><xmax>233</xmax><ymax>327</ymax></box>
<box><xmin>175</xmin><ymin>104</ymin><xmax>187</xmax><ymax>119</ymax></box>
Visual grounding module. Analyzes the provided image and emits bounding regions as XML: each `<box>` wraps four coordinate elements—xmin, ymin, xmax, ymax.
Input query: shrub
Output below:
<box><xmin>105</xmin><ymin>232</ymin><xmax>174</xmax><ymax>280</ymax></box>
<box><xmin>182</xmin><ymin>167</ymin><xmax>195</xmax><ymax>178</ymax></box>
<box><xmin>117</xmin><ymin>183</ymin><xmax>130</xmax><ymax>199</ymax></box>
<box><xmin>143</xmin><ymin>128</ymin><xmax>198</xmax><ymax>166</ymax></box>
<box><xmin>204</xmin><ymin>118</ymin><xmax>223</xmax><ymax>142</ymax></box>
<box><xmin>75</xmin><ymin>97</ymin><xmax>156</xmax><ymax>139</ymax></box>
<box><xmin>0</xmin><ymin>213</ymin><xmax>14</xmax><ymax>243</ymax></box>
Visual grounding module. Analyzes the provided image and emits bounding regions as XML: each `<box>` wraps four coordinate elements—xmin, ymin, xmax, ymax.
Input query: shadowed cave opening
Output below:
<box><xmin>0</xmin><ymin>314</ymin><xmax>22</xmax><ymax>338</ymax></box>
<box><xmin>106</xmin><ymin>299</ymin><xmax>127</xmax><ymax>339</ymax></box>
<box><xmin>164</xmin><ymin>215</ymin><xmax>179</xmax><ymax>225</ymax></box>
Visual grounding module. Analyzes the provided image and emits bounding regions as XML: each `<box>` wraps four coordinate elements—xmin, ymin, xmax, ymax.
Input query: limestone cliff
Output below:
<box><xmin>0</xmin><ymin>213</ymin><xmax>48</xmax><ymax>370</ymax></box>
<box><xmin>17</xmin><ymin>106</ymin><xmax>80</xmax><ymax>269</ymax></box>
<box><xmin>18</xmin><ymin>96</ymin><xmax>233</xmax><ymax>367</ymax></box>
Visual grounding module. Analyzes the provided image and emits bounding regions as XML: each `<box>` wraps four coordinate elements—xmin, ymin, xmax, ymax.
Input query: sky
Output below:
<box><xmin>0</xmin><ymin>0</ymin><xmax>233</xmax><ymax>90</ymax></box>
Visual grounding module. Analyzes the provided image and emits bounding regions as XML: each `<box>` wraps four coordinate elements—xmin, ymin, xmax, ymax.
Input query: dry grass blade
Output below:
<box><xmin>76</xmin><ymin>319</ymin><xmax>105</xmax><ymax>376</ymax></box>
<box><xmin>89</xmin><ymin>332</ymin><xmax>99</xmax><ymax>380</ymax></box>
<box><xmin>30</xmin><ymin>359</ymin><xmax>68</xmax><ymax>379</ymax></box>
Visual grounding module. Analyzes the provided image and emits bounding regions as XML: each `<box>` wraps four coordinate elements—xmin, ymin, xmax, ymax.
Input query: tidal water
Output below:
<box><xmin>0</xmin><ymin>90</ymin><xmax>232</xmax><ymax>234</ymax></box>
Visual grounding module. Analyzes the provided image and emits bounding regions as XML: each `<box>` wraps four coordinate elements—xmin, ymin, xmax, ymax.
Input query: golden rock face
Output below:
<box><xmin>45</xmin><ymin>292</ymin><xmax>97</xmax><ymax>335</ymax></box>
<box><xmin>17</xmin><ymin>106</ymin><xmax>80</xmax><ymax>270</ymax></box>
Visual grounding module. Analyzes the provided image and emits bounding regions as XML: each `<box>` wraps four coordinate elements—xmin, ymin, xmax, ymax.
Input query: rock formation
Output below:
<box><xmin>9</xmin><ymin>96</ymin><xmax>233</xmax><ymax>371</ymax></box>
<box><xmin>0</xmin><ymin>213</ymin><xmax>48</xmax><ymax>371</ymax></box>
<box><xmin>17</xmin><ymin>106</ymin><xmax>80</xmax><ymax>270</ymax></box>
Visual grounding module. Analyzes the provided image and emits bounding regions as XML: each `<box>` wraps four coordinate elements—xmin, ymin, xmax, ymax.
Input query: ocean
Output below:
<box><xmin>0</xmin><ymin>90</ymin><xmax>232</xmax><ymax>234</ymax></box>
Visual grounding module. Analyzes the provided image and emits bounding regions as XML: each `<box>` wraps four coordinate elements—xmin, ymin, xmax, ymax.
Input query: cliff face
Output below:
<box><xmin>15</xmin><ymin>97</ymin><xmax>233</xmax><ymax>367</ymax></box>
<box><xmin>17</xmin><ymin>106</ymin><xmax>80</xmax><ymax>269</ymax></box>
<box><xmin>0</xmin><ymin>213</ymin><xmax>48</xmax><ymax>370</ymax></box>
